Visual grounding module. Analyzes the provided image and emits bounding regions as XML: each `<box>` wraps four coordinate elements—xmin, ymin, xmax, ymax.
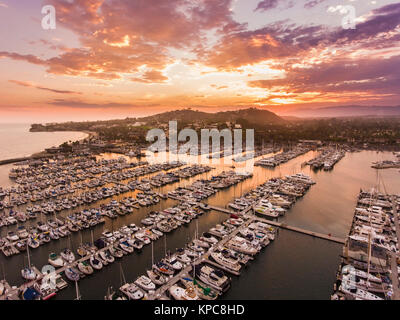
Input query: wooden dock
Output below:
<box><xmin>251</xmin><ymin>216</ymin><xmax>346</xmax><ymax>244</ymax></box>
<box><xmin>208</xmin><ymin>204</ymin><xmax>346</xmax><ymax>244</ymax></box>
<box><xmin>208</xmin><ymin>205</ymin><xmax>236</xmax><ymax>215</ymax></box>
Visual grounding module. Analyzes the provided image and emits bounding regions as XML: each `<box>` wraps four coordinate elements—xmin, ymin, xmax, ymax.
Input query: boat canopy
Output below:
<box><xmin>23</xmin><ymin>287</ymin><xmax>40</xmax><ymax>300</ymax></box>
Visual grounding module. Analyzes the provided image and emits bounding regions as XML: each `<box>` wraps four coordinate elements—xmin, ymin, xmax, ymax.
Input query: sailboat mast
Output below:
<box><xmin>151</xmin><ymin>241</ymin><xmax>154</xmax><ymax>267</ymax></box>
<box><xmin>367</xmin><ymin>232</ymin><xmax>372</xmax><ymax>279</ymax></box>
<box><xmin>75</xmin><ymin>281</ymin><xmax>81</xmax><ymax>300</ymax></box>
<box><xmin>164</xmin><ymin>235</ymin><xmax>167</xmax><ymax>257</ymax></box>
<box><xmin>27</xmin><ymin>241</ymin><xmax>31</xmax><ymax>269</ymax></box>
<box><xmin>120</xmin><ymin>263</ymin><xmax>126</xmax><ymax>286</ymax></box>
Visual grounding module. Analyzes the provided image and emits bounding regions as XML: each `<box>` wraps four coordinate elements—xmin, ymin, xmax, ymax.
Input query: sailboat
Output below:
<box><xmin>104</xmin><ymin>286</ymin><xmax>127</xmax><ymax>300</ymax></box>
<box><xmin>119</xmin><ymin>264</ymin><xmax>144</xmax><ymax>300</ymax></box>
<box><xmin>21</xmin><ymin>244</ymin><xmax>37</xmax><ymax>280</ymax></box>
<box><xmin>147</xmin><ymin>241</ymin><xmax>167</xmax><ymax>285</ymax></box>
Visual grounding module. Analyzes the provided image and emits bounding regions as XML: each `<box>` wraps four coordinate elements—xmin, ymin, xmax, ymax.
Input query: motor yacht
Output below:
<box><xmin>61</xmin><ymin>248</ymin><xmax>75</xmax><ymax>264</ymax></box>
<box><xmin>169</xmin><ymin>285</ymin><xmax>200</xmax><ymax>300</ymax></box>
<box><xmin>120</xmin><ymin>283</ymin><xmax>144</xmax><ymax>300</ymax></box>
<box><xmin>147</xmin><ymin>269</ymin><xmax>167</xmax><ymax>286</ymax></box>
<box><xmin>135</xmin><ymin>275</ymin><xmax>156</xmax><ymax>291</ymax></box>
<box><xmin>77</xmin><ymin>261</ymin><xmax>94</xmax><ymax>275</ymax></box>
<box><xmin>89</xmin><ymin>255</ymin><xmax>103</xmax><ymax>270</ymax></box>
<box><xmin>48</xmin><ymin>253</ymin><xmax>65</xmax><ymax>268</ymax></box>
<box><xmin>196</xmin><ymin>264</ymin><xmax>231</xmax><ymax>293</ymax></box>
<box><xmin>210</xmin><ymin>251</ymin><xmax>242</xmax><ymax>273</ymax></box>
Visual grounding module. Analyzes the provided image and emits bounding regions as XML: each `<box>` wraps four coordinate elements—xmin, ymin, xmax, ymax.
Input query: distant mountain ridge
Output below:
<box><xmin>286</xmin><ymin>105</ymin><xmax>400</xmax><ymax>118</ymax></box>
<box><xmin>140</xmin><ymin>108</ymin><xmax>286</xmax><ymax>125</ymax></box>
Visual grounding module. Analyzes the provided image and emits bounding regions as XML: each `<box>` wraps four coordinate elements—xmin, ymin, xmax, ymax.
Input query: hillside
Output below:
<box><xmin>141</xmin><ymin>108</ymin><xmax>286</xmax><ymax>126</ymax></box>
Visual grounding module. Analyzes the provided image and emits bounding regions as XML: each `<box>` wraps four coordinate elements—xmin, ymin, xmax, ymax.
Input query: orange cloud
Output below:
<box><xmin>9</xmin><ymin>80</ymin><xmax>82</xmax><ymax>95</ymax></box>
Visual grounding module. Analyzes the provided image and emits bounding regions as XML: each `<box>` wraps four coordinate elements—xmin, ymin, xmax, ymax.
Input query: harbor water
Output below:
<box><xmin>0</xmin><ymin>124</ymin><xmax>87</xmax><ymax>186</ymax></box>
<box><xmin>1</xmin><ymin>145</ymin><xmax>400</xmax><ymax>299</ymax></box>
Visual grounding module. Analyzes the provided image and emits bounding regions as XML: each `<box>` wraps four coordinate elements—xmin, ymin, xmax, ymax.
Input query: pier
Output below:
<box><xmin>207</xmin><ymin>204</ymin><xmax>346</xmax><ymax>244</ymax></box>
<box><xmin>251</xmin><ymin>217</ymin><xmax>346</xmax><ymax>244</ymax></box>
<box><xmin>207</xmin><ymin>205</ymin><xmax>237</xmax><ymax>215</ymax></box>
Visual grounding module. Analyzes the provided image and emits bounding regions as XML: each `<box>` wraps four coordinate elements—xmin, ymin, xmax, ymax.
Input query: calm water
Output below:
<box><xmin>0</xmin><ymin>146</ymin><xmax>399</xmax><ymax>300</ymax></box>
<box><xmin>0</xmin><ymin>124</ymin><xmax>87</xmax><ymax>160</ymax></box>
<box><xmin>0</xmin><ymin>124</ymin><xmax>88</xmax><ymax>187</ymax></box>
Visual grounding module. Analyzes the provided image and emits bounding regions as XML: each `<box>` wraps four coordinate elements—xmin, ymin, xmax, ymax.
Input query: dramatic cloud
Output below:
<box><xmin>131</xmin><ymin>70</ymin><xmax>169</xmax><ymax>84</ymax></box>
<box><xmin>255</xmin><ymin>0</ymin><xmax>279</xmax><ymax>12</ymax></box>
<box><xmin>0</xmin><ymin>0</ymin><xmax>399</xmax><ymax>115</ymax></box>
<box><xmin>203</xmin><ymin>2</ymin><xmax>400</xmax><ymax>70</ymax></box>
<box><xmin>48</xmin><ymin>99</ymin><xmax>139</xmax><ymax>109</ymax></box>
<box><xmin>304</xmin><ymin>0</ymin><xmax>326</xmax><ymax>9</ymax></box>
<box><xmin>9</xmin><ymin>80</ymin><xmax>82</xmax><ymax>95</ymax></box>
<box><xmin>1</xmin><ymin>0</ymin><xmax>240</xmax><ymax>80</ymax></box>
<box><xmin>248</xmin><ymin>55</ymin><xmax>400</xmax><ymax>103</ymax></box>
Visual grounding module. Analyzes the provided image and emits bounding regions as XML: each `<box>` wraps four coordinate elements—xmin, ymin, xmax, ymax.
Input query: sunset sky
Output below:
<box><xmin>0</xmin><ymin>0</ymin><xmax>399</xmax><ymax>122</ymax></box>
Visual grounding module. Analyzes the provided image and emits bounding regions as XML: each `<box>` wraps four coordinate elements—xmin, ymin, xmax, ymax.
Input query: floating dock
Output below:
<box><xmin>208</xmin><ymin>204</ymin><xmax>346</xmax><ymax>244</ymax></box>
<box><xmin>251</xmin><ymin>216</ymin><xmax>346</xmax><ymax>244</ymax></box>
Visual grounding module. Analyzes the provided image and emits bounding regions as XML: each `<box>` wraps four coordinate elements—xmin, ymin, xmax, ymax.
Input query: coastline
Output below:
<box><xmin>0</xmin><ymin>129</ymin><xmax>91</xmax><ymax>166</ymax></box>
<box><xmin>28</xmin><ymin>130</ymin><xmax>92</xmax><ymax>158</ymax></box>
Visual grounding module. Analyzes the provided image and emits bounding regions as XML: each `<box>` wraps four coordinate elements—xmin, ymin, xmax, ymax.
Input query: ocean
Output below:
<box><xmin>0</xmin><ymin>123</ymin><xmax>88</xmax><ymax>162</ymax></box>
<box><xmin>0</xmin><ymin>123</ymin><xmax>88</xmax><ymax>187</ymax></box>
<box><xmin>0</xmin><ymin>130</ymin><xmax>399</xmax><ymax>299</ymax></box>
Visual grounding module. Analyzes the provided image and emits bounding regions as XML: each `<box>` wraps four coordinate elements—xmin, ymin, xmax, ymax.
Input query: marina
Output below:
<box><xmin>1</xmin><ymin>0</ymin><xmax>400</xmax><ymax>305</ymax></box>
<box><xmin>304</xmin><ymin>147</ymin><xmax>346</xmax><ymax>171</ymax></box>
<box><xmin>0</xmin><ymin>147</ymin><xmax>399</xmax><ymax>300</ymax></box>
<box><xmin>331</xmin><ymin>190</ymin><xmax>400</xmax><ymax>300</ymax></box>
<box><xmin>254</xmin><ymin>146</ymin><xmax>312</xmax><ymax>168</ymax></box>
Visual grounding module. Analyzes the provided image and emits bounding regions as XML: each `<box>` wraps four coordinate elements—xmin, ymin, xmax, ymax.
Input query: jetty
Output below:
<box><xmin>207</xmin><ymin>204</ymin><xmax>345</xmax><ymax>244</ymax></box>
<box><xmin>0</xmin><ymin>157</ymin><xmax>33</xmax><ymax>166</ymax></box>
<box><xmin>251</xmin><ymin>216</ymin><xmax>346</xmax><ymax>244</ymax></box>
<box><xmin>208</xmin><ymin>205</ymin><xmax>236</xmax><ymax>215</ymax></box>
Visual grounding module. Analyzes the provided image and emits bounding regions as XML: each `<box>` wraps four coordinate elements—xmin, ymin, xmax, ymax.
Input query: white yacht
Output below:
<box><xmin>77</xmin><ymin>261</ymin><xmax>94</xmax><ymax>275</ymax></box>
<box><xmin>147</xmin><ymin>269</ymin><xmax>167</xmax><ymax>286</ymax></box>
<box><xmin>21</xmin><ymin>267</ymin><xmax>37</xmax><ymax>281</ymax></box>
<box><xmin>120</xmin><ymin>283</ymin><xmax>144</xmax><ymax>300</ymax></box>
<box><xmin>134</xmin><ymin>275</ymin><xmax>156</xmax><ymax>291</ymax></box>
<box><xmin>169</xmin><ymin>285</ymin><xmax>199</xmax><ymax>300</ymax></box>
<box><xmin>60</xmin><ymin>249</ymin><xmax>75</xmax><ymax>264</ymax></box>
<box><xmin>197</xmin><ymin>265</ymin><xmax>231</xmax><ymax>293</ymax></box>
<box><xmin>210</xmin><ymin>251</ymin><xmax>241</xmax><ymax>273</ymax></box>
<box><xmin>164</xmin><ymin>256</ymin><xmax>183</xmax><ymax>271</ymax></box>
<box><xmin>89</xmin><ymin>255</ymin><xmax>103</xmax><ymax>270</ymax></box>
<box><xmin>48</xmin><ymin>253</ymin><xmax>65</xmax><ymax>268</ymax></box>
<box><xmin>227</xmin><ymin>236</ymin><xmax>258</xmax><ymax>255</ymax></box>
<box><xmin>339</xmin><ymin>282</ymin><xmax>383</xmax><ymax>300</ymax></box>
